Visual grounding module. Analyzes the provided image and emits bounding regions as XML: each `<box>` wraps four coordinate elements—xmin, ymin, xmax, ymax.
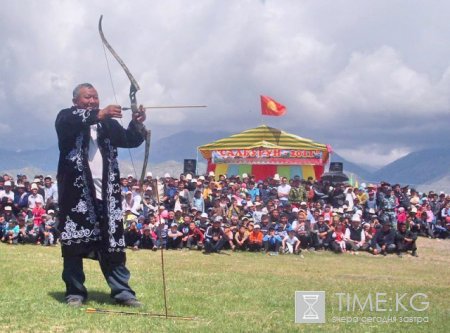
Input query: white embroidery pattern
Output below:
<box><xmin>71</xmin><ymin>199</ymin><xmax>88</xmax><ymax>214</ymax></box>
<box><xmin>73</xmin><ymin>176</ymin><xmax>84</xmax><ymax>188</ymax></box>
<box><xmin>66</xmin><ymin>134</ymin><xmax>84</xmax><ymax>171</ymax></box>
<box><xmin>60</xmin><ymin>216</ymin><xmax>97</xmax><ymax>245</ymax></box>
<box><xmin>104</xmin><ymin>139</ymin><xmax>125</xmax><ymax>251</ymax></box>
<box><xmin>72</xmin><ymin>108</ymin><xmax>91</xmax><ymax>123</ymax></box>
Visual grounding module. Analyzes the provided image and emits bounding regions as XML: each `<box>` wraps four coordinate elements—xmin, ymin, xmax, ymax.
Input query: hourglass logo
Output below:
<box><xmin>295</xmin><ymin>291</ymin><xmax>326</xmax><ymax>323</ymax></box>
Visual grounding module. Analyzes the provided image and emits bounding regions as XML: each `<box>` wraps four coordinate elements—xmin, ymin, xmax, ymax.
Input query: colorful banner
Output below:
<box><xmin>211</xmin><ymin>149</ymin><xmax>324</xmax><ymax>165</ymax></box>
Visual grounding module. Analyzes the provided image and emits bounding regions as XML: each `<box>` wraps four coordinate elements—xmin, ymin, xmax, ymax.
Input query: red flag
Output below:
<box><xmin>260</xmin><ymin>95</ymin><xmax>286</xmax><ymax>116</ymax></box>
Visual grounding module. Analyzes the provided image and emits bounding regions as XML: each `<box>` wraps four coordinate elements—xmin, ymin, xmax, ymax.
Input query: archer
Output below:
<box><xmin>55</xmin><ymin>83</ymin><xmax>146</xmax><ymax>307</ymax></box>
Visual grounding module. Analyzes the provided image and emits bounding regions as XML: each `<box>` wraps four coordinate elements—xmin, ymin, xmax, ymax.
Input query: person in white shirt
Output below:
<box><xmin>277</xmin><ymin>177</ymin><xmax>291</xmax><ymax>206</ymax></box>
<box><xmin>282</xmin><ymin>229</ymin><xmax>302</xmax><ymax>255</ymax></box>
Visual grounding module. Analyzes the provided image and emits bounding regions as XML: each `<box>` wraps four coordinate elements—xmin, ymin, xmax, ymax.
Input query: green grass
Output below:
<box><xmin>0</xmin><ymin>238</ymin><xmax>449</xmax><ymax>332</ymax></box>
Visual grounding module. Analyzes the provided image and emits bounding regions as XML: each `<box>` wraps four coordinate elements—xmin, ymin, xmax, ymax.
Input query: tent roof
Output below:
<box><xmin>198</xmin><ymin>125</ymin><xmax>329</xmax><ymax>159</ymax></box>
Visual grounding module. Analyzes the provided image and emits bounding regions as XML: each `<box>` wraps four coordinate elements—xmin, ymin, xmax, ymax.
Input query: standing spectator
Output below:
<box><xmin>27</xmin><ymin>184</ymin><xmax>44</xmax><ymax>209</ymax></box>
<box><xmin>277</xmin><ymin>177</ymin><xmax>290</xmax><ymax>206</ymax></box>
<box><xmin>0</xmin><ymin>181</ymin><xmax>15</xmax><ymax>201</ymax></box>
<box><xmin>380</xmin><ymin>188</ymin><xmax>398</xmax><ymax>229</ymax></box>
<box><xmin>43</xmin><ymin>176</ymin><xmax>58</xmax><ymax>210</ymax></box>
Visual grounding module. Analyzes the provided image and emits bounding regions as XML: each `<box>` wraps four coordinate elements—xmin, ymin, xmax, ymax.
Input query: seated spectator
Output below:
<box><xmin>167</xmin><ymin>223</ymin><xmax>183</xmax><ymax>249</ymax></box>
<box><xmin>292</xmin><ymin>215</ymin><xmax>312</xmax><ymax>249</ymax></box>
<box><xmin>395</xmin><ymin>223</ymin><xmax>418</xmax><ymax>257</ymax></box>
<box><xmin>263</xmin><ymin>227</ymin><xmax>282</xmax><ymax>253</ymax></box>
<box><xmin>186</xmin><ymin>221</ymin><xmax>204</xmax><ymax>250</ymax></box>
<box><xmin>311</xmin><ymin>215</ymin><xmax>330</xmax><ymax>250</ymax></box>
<box><xmin>204</xmin><ymin>216</ymin><xmax>228</xmax><ymax>254</ymax></box>
<box><xmin>248</xmin><ymin>224</ymin><xmax>263</xmax><ymax>252</ymax></box>
<box><xmin>125</xmin><ymin>221</ymin><xmax>141</xmax><ymax>247</ymax></box>
<box><xmin>371</xmin><ymin>223</ymin><xmax>396</xmax><ymax>256</ymax></box>
<box><xmin>331</xmin><ymin>223</ymin><xmax>346</xmax><ymax>253</ymax></box>
<box><xmin>282</xmin><ymin>229</ymin><xmax>301</xmax><ymax>255</ymax></box>
<box><xmin>2</xmin><ymin>219</ymin><xmax>19</xmax><ymax>244</ymax></box>
<box><xmin>40</xmin><ymin>213</ymin><xmax>56</xmax><ymax>246</ymax></box>
<box><xmin>344</xmin><ymin>214</ymin><xmax>368</xmax><ymax>254</ymax></box>
<box><xmin>136</xmin><ymin>226</ymin><xmax>157</xmax><ymax>250</ymax></box>
<box><xmin>234</xmin><ymin>225</ymin><xmax>249</xmax><ymax>251</ymax></box>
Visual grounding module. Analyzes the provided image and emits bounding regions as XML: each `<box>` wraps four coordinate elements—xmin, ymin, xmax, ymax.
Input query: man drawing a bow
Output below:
<box><xmin>55</xmin><ymin>83</ymin><xmax>146</xmax><ymax>307</ymax></box>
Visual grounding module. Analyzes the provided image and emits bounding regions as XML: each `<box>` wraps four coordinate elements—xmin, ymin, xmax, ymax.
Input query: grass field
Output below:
<box><xmin>0</xmin><ymin>238</ymin><xmax>449</xmax><ymax>332</ymax></box>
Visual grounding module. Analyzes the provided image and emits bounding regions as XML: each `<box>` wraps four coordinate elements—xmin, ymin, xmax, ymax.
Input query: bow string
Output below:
<box><xmin>98</xmin><ymin>15</ymin><xmax>151</xmax><ymax>191</ymax></box>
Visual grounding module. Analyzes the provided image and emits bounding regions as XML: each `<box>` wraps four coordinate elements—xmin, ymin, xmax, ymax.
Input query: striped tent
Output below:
<box><xmin>198</xmin><ymin>125</ymin><xmax>331</xmax><ymax>181</ymax></box>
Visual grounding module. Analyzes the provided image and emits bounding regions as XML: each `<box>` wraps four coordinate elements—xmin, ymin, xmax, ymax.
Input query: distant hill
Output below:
<box><xmin>329</xmin><ymin>153</ymin><xmax>373</xmax><ymax>180</ymax></box>
<box><xmin>144</xmin><ymin>130</ymin><xmax>230</xmax><ymax>163</ymax></box>
<box><xmin>371</xmin><ymin>147</ymin><xmax>450</xmax><ymax>185</ymax></box>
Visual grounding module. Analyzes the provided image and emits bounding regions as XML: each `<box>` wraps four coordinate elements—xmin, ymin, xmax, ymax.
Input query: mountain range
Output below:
<box><xmin>1</xmin><ymin>131</ymin><xmax>449</xmax><ymax>192</ymax></box>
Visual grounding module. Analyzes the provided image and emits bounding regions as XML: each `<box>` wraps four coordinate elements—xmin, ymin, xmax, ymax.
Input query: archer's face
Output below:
<box><xmin>73</xmin><ymin>87</ymin><xmax>99</xmax><ymax>110</ymax></box>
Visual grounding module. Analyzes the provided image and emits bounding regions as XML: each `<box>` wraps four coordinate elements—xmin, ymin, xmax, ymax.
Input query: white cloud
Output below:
<box><xmin>0</xmin><ymin>0</ymin><xmax>449</xmax><ymax>166</ymax></box>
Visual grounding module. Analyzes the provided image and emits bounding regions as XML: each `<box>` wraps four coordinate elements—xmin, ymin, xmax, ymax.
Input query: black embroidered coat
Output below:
<box><xmin>55</xmin><ymin>107</ymin><xmax>144</xmax><ymax>262</ymax></box>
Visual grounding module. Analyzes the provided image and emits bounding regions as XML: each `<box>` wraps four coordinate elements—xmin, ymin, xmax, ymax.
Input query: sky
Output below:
<box><xmin>1</xmin><ymin>0</ymin><xmax>449</xmax><ymax>168</ymax></box>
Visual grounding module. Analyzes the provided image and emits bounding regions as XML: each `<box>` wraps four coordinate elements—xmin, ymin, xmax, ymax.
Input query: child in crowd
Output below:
<box><xmin>282</xmin><ymin>229</ymin><xmax>301</xmax><ymax>255</ymax></box>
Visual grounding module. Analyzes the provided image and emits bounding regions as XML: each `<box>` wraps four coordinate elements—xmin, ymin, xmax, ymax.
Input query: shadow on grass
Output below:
<box><xmin>49</xmin><ymin>290</ymin><xmax>113</xmax><ymax>305</ymax></box>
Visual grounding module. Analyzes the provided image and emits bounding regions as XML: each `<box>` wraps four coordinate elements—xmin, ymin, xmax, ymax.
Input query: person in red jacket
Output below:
<box><xmin>186</xmin><ymin>221</ymin><xmax>204</xmax><ymax>250</ymax></box>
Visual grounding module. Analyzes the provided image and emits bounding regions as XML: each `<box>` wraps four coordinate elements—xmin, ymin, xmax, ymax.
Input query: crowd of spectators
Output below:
<box><xmin>1</xmin><ymin>171</ymin><xmax>449</xmax><ymax>258</ymax></box>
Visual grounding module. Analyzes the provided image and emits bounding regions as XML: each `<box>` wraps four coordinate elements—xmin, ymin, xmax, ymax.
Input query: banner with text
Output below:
<box><xmin>211</xmin><ymin>149</ymin><xmax>324</xmax><ymax>165</ymax></box>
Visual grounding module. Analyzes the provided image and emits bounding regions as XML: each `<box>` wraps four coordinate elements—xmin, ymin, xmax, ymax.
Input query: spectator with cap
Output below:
<box><xmin>135</xmin><ymin>226</ymin><xmax>157</xmax><ymax>251</ymax></box>
<box><xmin>15</xmin><ymin>184</ymin><xmax>30</xmax><ymax>210</ymax></box>
<box><xmin>167</xmin><ymin>223</ymin><xmax>183</xmax><ymax>249</ymax></box>
<box><xmin>124</xmin><ymin>221</ymin><xmax>141</xmax><ymax>248</ymax></box>
<box><xmin>344</xmin><ymin>214</ymin><xmax>367</xmax><ymax>254</ymax></box>
<box><xmin>41</xmin><ymin>213</ymin><xmax>56</xmax><ymax>246</ymax></box>
<box><xmin>27</xmin><ymin>183</ymin><xmax>44</xmax><ymax>209</ymax></box>
<box><xmin>282</xmin><ymin>229</ymin><xmax>302</xmax><ymax>255</ymax></box>
<box><xmin>263</xmin><ymin>227</ymin><xmax>282</xmax><ymax>253</ymax></box>
<box><xmin>380</xmin><ymin>188</ymin><xmax>398</xmax><ymax>229</ymax></box>
<box><xmin>204</xmin><ymin>216</ymin><xmax>228</xmax><ymax>254</ymax></box>
<box><xmin>248</xmin><ymin>224</ymin><xmax>264</xmax><ymax>252</ymax></box>
<box><xmin>31</xmin><ymin>198</ymin><xmax>46</xmax><ymax>228</ymax></box>
<box><xmin>191</xmin><ymin>189</ymin><xmax>205</xmax><ymax>213</ymax></box>
<box><xmin>288</xmin><ymin>179</ymin><xmax>306</xmax><ymax>207</ymax></box>
<box><xmin>1</xmin><ymin>218</ymin><xmax>19</xmax><ymax>244</ymax></box>
<box><xmin>0</xmin><ymin>181</ymin><xmax>15</xmax><ymax>201</ymax></box>
<box><xmin>196</xmin><ymin>212</ymin><xmax>210</xmax><ymax>233</ymax></box>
